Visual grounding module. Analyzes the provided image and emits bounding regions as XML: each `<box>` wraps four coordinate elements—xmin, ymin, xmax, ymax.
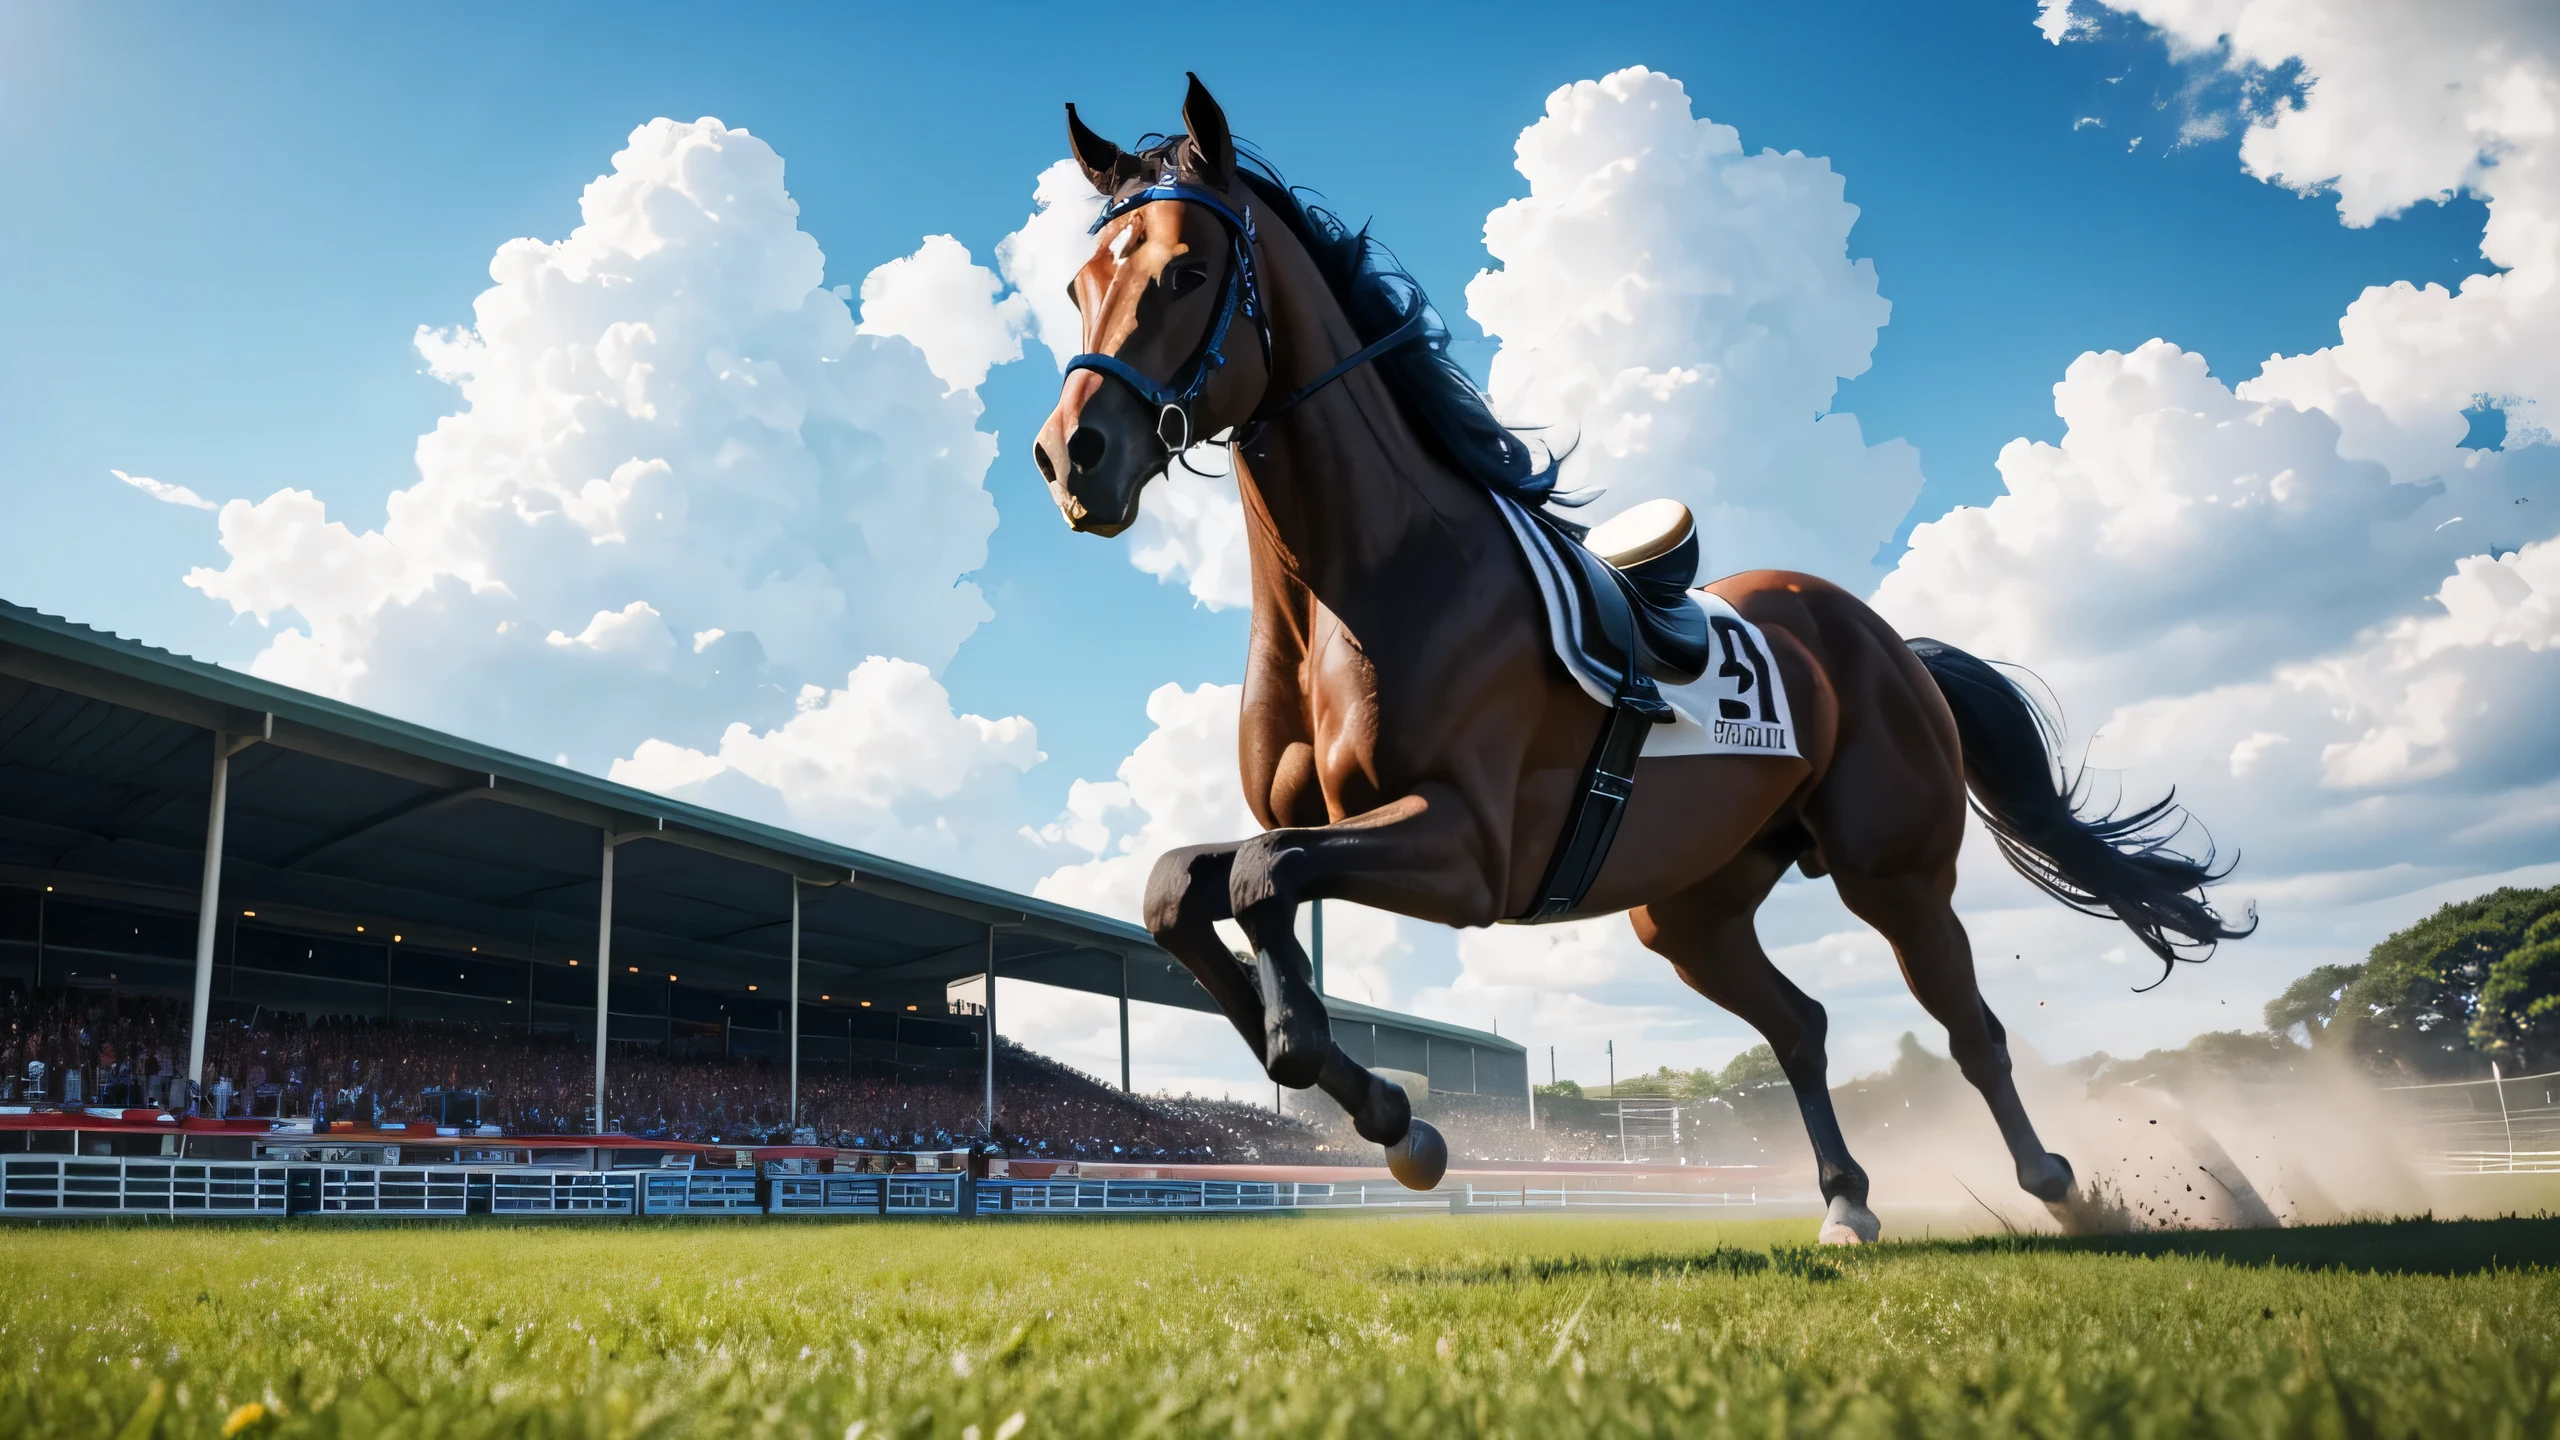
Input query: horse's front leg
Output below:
<box><xmin>1141</xmin><ymin>842</ymin><xmax>1271</xmax><ymax>1060</ymax></box>
<box><xmin>1228</xmin><ymin>791</ymin><xmax>1499</xmax><ymax>1189</ymax></box>
<box><xmin>1144</xmin><ymin>838</ymin><xmax>1444</xmax><ymax>1184</ymax></box>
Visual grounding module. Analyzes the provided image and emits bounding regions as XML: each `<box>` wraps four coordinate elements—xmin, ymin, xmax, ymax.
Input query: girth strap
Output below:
<box><xmin>1516</xmin><ymin>588</ymin><xmax>1676</xmax><ymax>923</ymax></box>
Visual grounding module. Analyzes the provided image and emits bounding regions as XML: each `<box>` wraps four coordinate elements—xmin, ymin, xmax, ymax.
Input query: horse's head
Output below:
<box><xmin>1035</xmin><ymin>75</ymin><xmax>1272</xmax><ymax>537</ymax></box>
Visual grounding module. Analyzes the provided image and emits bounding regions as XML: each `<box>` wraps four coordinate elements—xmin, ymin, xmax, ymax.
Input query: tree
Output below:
<box><xmin>2088</xmin><ymin>1029</ymin><xmax>2303</xmax><ymax>1090</ymax></box>
<box><xmin>2476</xmin><ymin>910</ymin><xmax>2560</xmax><ymax>1064</ymax></box>
<box><xmin>1716</xmin><ymin>1043</ymin><xmax>1785</xmax><ymax>1094</ymax></box>
<box><xmin>1533</xmin><ymin>1078</ymin><xmax>1583</xmax><ymax>1099</ymax></box>
<box><xmin>2264</xmin><ymin>962</ymin><xmax>2364</xmax><ymax>1042</ymax></box>
<box><xmin>2335</xmin><ymin>884</ymin><xmax>2560</xmax><ymax>1075</ymax></box>
<box><xmin>1888</xmin><ymin>1031</ymin><xmax>1956</xmax><ymax>1084</ymax></box>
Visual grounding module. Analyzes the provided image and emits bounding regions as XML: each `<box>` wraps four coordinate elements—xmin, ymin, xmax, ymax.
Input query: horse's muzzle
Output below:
<box><xmin>1036</xmin><ymin>374</ymin><xmax>1164</xmax><ymax>537</ymax></box>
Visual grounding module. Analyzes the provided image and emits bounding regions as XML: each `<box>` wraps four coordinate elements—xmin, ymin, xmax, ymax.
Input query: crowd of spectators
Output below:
<box><xmin>0</xmin><ymin>986</ymin><xmax>1340</xmax><ymax>1163</ymax></box>
<box><xmin>1</xmin><ymin>985</ymin><xmax>186</xmax><ymax>1110</ymax></box>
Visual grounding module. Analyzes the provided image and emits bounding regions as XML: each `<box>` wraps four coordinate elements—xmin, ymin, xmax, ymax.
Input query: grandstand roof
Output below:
<box><xmin>0</xmin><ymin>599</ymin><xmax>1520</xmax><ymax>1062</ymax></box>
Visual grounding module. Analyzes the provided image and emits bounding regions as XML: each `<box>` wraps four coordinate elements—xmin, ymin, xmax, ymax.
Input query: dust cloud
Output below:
<box><xmin>1859</xmin><ymin>1044</ymin><xmax>2537</xmax><ymax>1238</ymax></box>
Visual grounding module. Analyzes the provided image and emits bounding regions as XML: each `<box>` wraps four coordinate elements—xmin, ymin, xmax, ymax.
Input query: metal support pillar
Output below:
<box><xmin>593</xmin><ymin>836</ymin><xmax>616</xmax><ymax>1135</ymax></box>
<box><xmin>187</xmin><ymin>733</ymin><xmax>244</xmax><ymax>1086</ymax></box>
<box><xmin>1118</xmin><ymin>954</ymin><xmax>1132</xmax><ymax>1094</ymax></box>
<box><xmin>982</xmin><ymin>925</ymin><xmax>997</xmax><ymax>1137</ymax></box>
<box><xmin>2493</xmin><ymin>1061</ymin><xmax>2515</xmax><ymax>1170</ymax></box>
<box><xmin>1608</xmin><ymin>1039</ymin><xmax>1624</xmax><ymax>1163</ymax></box>
<box><xmin>788</xmin><ymin>879</ymin><xmax>802</xmax><ymax>1130</ymax></box>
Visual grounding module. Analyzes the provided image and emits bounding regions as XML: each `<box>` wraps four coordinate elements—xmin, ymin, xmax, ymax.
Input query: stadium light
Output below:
<box><xmin>627</xmin><ymin>966</ymin><xmax>638</xmax><ymax>973</ymax></box>
<box><xmin>748</xmin><ymin>984</ymin><xmax>759</xmax><ymax>991</ymax></box>
<box><xmin>356</xmin><ymin>925</ymin><xmax>365</xmax><ymax>932</ymax></box>
<box><xmin>860</xmin><ymin>1000</ymin><xmax>871</xmax><ymax>1007</ymax></box>
<box><xmin>905</xmin><ymin>1004</ymin><xmax>917</xmax><ymax>1012</ymax></box>
<box><xmin>241</xmin><ymin>910</ymin><xmax>255</xmax><ymax>917</ymax></box>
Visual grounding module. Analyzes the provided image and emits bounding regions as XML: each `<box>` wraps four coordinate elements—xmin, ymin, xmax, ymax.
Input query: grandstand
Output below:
<box><xmin>0</xmin><ymin>598</ymin><xmax>1527</xmax><ymax>1177</ymax></box>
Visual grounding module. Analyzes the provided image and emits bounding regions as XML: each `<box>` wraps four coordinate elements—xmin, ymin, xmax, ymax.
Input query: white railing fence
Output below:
<box><xmin>2379</xmin><ymin>1066</ymin><xmax>2560</xmax><ymax>1175</ymax></box>
<box><xmin>4</xmin><ymin>1157</ymin><xmax>288</xmax><ymax>1215</ymax></box>
<box><xmin>1</xmin><ymin>1157</ymin><xmax>1773</xmax><ymax>1219</ymax></box>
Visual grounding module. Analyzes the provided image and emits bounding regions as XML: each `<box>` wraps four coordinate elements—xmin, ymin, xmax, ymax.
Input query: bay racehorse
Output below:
<box><xmin>1031</xmin><ymin>77</ymin><xmax>2251</xmax><ymax>1242</ymax></box>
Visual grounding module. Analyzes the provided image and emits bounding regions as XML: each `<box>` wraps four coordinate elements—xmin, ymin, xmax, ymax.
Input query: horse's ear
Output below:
<box><xmin>1180</xmin><ymin>72</ymin><xmax>1234</xmax><ymax>188</ymax></box>
<box><xmin>1067</xmin><ymin>104</ymin><xmax>1131</xmax><ymax>194</ymax></box>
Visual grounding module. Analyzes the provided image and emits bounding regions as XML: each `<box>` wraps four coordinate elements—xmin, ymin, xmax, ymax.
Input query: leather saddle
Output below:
<box><xmin>1513</xmin><ymin>496</ymin><xmax>1711</xmax><ymax>922</ymax></box>
<box><xmin>1536</xmin><ymin>498</ymin><xmax>1711</xmax><ymax>688</ymax></box>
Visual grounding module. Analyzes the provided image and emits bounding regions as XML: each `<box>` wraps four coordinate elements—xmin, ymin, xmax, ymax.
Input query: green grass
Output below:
<box><xmin>4</xmin><ymin>1214</ymin><xmax>2559</xmax><ymax>1438</ymax></box>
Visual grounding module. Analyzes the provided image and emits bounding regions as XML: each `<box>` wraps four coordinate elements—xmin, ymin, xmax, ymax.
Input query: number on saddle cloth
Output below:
<box><xmin>1710</xmin><ymin>616</ymin><xmax>1777</xmax><ymax>724</ymax></box>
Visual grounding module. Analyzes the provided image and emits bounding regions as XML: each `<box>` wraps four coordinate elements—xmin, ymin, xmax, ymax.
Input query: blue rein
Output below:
<box><xmin>1061</xmin><ymin>180</ymin><xmax>1423</xmax><ymax>455</ymax></box>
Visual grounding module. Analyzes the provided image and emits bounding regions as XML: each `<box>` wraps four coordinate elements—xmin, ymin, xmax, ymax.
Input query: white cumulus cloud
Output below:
<box><xmin>857</xmin><ymin>233</ymin><xmax>1026</xmax><ymax>391</ymax></box>
<box><xmin>612</xmin><ymin>656</ymin><xmax>1044</xmax><ymax>873</ymax></box>
<box><xmin>1121</xmin><ymin>447</ymin><xmax>1255</xmax><ymax>612</ymax></box>
<box><xmin>1862</xmin><ymin>0</ymin><xmax>2560</xmax><ymax>995</ymax></box>
<box><xmin>1032</xmin><ymin>681</ymin><xmax>1256</xmax><ymax>920</ymax></box>
<box><xmin>1468</xmin><ymin>67</ymin><xmax>1924</xmax><ymax>589</ymax></box>
<box><xmin>994</xmin><ymin>159</ymin><xmax>1107</xmax><ymax>372</ymax></box>
<box><xmin>183</xmin><ymin>117</ymin><xmax>1009</xmax><ymax>772</ymax></box>
<box><xmin>1871</xmin><ymin>339</ymin><xmax>2493</xmax><ymax>719</ymax></box>
<box><xmin>1878</xmin><ymin>0</ymin><xmax>2560</xmax><ymax>887</ymax></box>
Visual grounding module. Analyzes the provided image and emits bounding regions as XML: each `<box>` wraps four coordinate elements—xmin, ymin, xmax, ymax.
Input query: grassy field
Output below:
<box><xmin>3</xmin><ymin>1214</ymin><xmax>2558</xmax><ymax>1438</ymax></box>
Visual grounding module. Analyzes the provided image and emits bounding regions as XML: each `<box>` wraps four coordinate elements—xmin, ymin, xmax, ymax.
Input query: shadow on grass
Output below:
<box><xmin>1383</xmin><ymin>1217</ymin><xmax>2560</xmax><ymax>1286</ymax></box>
<box><xmin>1887</xmin><ymin>1214</ymin><xmax>2560</xmax><ymax>1277</ymax></box>
<box><xmin>1390</xmin><ymin>1245</ymin><xmax>1842</xmax><ymax>1286</ymax></box>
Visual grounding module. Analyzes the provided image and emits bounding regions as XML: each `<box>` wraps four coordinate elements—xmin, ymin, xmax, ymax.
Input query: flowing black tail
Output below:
<box><xmin>1907</xmin><ymin>637</ymin><xmax>2254</xmax><ymax>989</ymax></box>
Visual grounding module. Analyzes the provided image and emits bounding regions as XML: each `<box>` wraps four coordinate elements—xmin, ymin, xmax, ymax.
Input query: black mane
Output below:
<box><xmin>1133</xmin><ymin>136</ymin><xmax>1576</xmax><ymax>519</ymax></box>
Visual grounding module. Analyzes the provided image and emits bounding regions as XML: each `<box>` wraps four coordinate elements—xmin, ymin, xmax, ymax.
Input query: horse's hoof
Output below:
<box><xmin>2019</xmin><ymin>1151</ymin><xmax>2075</xmax><ymax>1204</ymax></box>
<box><xmin>1385</xmin><ymin>1119</ymin><xmax>1447</xmax><ymax>1191</ymax></box>
<box><xmin>1818</xmin><ymin>1193</ymin><xmax>1880</xmax><ymax>1246</ymax></box>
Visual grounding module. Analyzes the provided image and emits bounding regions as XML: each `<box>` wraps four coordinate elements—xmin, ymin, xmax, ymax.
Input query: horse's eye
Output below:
<box><xmin>1164</xmin><ymin>266</ymin><xmax>1208</xmax><ymax>297</ymax></box>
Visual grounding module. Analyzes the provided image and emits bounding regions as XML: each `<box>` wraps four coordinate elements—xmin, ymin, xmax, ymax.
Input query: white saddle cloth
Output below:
<box><xmin>1493</xmin><ymin>494</ymin><xmax>1803</xmax><ymax>761</ymax></box>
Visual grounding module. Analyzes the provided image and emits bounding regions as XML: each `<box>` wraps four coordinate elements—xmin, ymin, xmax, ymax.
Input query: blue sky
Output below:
<box><xmin>0</xmin><ymin>0</ymin><xmax>2491</xmax><ymax>791</ymax></box>
<box><xmin>4</xmin><ymin>0</ymin><xmax>2553</xmax><ymax>1096</ymax></box>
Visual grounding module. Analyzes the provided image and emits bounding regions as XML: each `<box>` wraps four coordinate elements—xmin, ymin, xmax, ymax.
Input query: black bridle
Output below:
<box><xmin>1062</xmin><ymin>179</ymin><xmax>1425</xmax><ymax>457</ymax></box>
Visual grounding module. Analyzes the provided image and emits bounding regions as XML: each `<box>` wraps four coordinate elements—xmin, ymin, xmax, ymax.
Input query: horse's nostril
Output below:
<box><xmin>1035</xmin><ymin>443</ymin><xmax>1058</xmax><ymax>487</ymax></box>
<box><xmin>1067</xmin><ymin>426</ymin><xmax>1108</xmax><ymax>470</ymax></box>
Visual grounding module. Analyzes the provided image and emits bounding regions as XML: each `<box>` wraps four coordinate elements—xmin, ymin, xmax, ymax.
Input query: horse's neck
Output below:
<box><xmin>1233</xmin><ymin>232</ymin><xmax>1500</xmax><ymax>636</ymax></box>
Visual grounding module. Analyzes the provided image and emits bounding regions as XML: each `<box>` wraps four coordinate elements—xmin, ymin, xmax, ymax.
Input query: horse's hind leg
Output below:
<box><xmin>1634</xmin><ymin>847</ymin><xmax>1880</xmax><ymax>1245</ymax></box>
<box><xmin>1830</xmin><ymin>867</ymin><xmax>2075</xmax><ymax>1205</ymax></box>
